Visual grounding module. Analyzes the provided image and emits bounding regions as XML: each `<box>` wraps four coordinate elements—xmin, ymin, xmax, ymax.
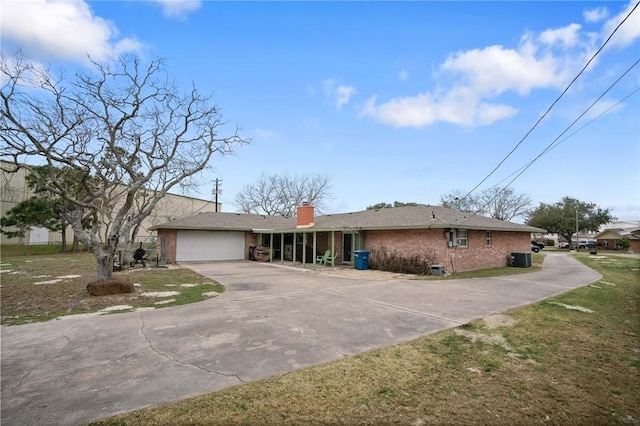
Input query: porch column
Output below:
<box><xmin>312</xmin><ymin>232</ymin><xmax>317</xmax><ymax>265</ymax></box>
<box><xmin>292</xmin><ymin>232</ymin><xmax>297</xmax><ymax>267</ymax></box>
<box><xmin>302</xmin><ymin>233</ymin><xmax>307</xmax><ymax>268</ymax></box>
<box><xmin>269</xmin><ymin>233</ymin><xmax>274</xmax><ymax>262</ymax></box>
<box><xmin>331</xmin><ymin>231</ymin><xmax>335</xmax><ymax>267</ymax></box>
<box><xmin>280</xmin><ymin>233</ymin><xmax>284</xmax><ymax>264</ymax></box>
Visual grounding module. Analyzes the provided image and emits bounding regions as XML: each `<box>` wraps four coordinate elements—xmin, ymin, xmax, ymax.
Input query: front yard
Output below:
<box><xmin>0</xmin><ymin>250</ymin><xmax>224</xmax><ymax>325</ymax></box>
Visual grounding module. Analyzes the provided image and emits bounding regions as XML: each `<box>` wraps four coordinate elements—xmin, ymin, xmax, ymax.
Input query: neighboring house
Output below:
<box><xmin>595</xmin><ymin>225</ymin><xmax>640</xmax><ymax>252</ymax></box>
<box><xmin>152</xmin><ymin>204</ymin><xmax>545</xmax><ymax>274</ymax></box>
<box><xmin>0</xmin><ymin>160</ymin><xmax>220</xmax><ymax>245</ymax></box>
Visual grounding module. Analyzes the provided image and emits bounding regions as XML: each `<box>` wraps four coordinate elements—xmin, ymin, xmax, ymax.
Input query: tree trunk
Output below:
<box><xmin>94</xmin><ymin>234</ymin><xmax>119</xmax><ymax>281</ymax></box>
<box><xmin>72</xmin><ymin>234</ymin><xmax>79</xmax><ymax>252</ymax></box>
<box><xmin>60</xmin><ymin>225</ymin><xmax>67</xmax><ymax>252</ymax></box>
<box><xmin>95</xmin><ymin>252</ymin><xmax>114</xmax><ymax>281</ymax></box>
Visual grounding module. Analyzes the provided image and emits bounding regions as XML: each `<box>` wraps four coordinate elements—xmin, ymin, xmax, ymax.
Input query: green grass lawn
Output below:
<box><xmin>90</xmin><ymin>253</ymin><xmax>640</xmax><ymax>425</ymax></box>
<box><xmin>0</xmin><ymin>248</ymin><xmax>224</xmax><ymax>325</ymax></box>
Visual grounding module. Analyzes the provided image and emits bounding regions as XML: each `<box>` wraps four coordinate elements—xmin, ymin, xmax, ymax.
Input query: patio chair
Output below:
<box><xmin>323</xmin><ymin>251</ymin><xmax>337</xmax><ymax>266</ymax></box>
<box><xmin>316</xmin><ymin>249</ymin><xmax>330</xmax><ymax>265</ymax></box>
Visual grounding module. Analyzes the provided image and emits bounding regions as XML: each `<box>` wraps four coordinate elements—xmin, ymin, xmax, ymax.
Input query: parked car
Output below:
<box><xmin>531</xmin><ymin>241</ymin><xmax>545</xmax><ymax>250</ymax></box>
<box><xmin>558</xmin><ymin>242</ymin><xmax>570</xmax><ymax>248</ymax></box>
<box><xmin>531</xmin><ymin>244</ymin><xmax>540</xmax><ymax>253</ymax></box>
<box><xmin>577</xmin><ymin>240</ymin><xmax>596</xmax><ymax>249</ymax></box>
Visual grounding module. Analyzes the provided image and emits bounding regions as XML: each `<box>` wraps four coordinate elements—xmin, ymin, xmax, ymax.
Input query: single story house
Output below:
<box><xmin>152</xmin><ymin>204</ymin><xmax>545</xmax><ymax>274</ymax></box>
<box><xmin>595</xmin><ymin>226</ymin><xmax>640</xmax><ymax>252</ymax></box>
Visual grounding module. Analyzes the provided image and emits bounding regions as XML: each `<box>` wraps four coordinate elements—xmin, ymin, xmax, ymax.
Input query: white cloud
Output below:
<box><xmin>322</xmin><ymin>79</ymin><xmax>356</xmax><ymax>111</ymax></box>
<box><xmin>362</xmin><ymin>22</ymin><xmax>596</xmax><ymax>128</ymax></box>
<box><xmin>584</xmin><ymin>7</ymin><xmax>609</xmax><ymax>23</ymax></box>
<box><xmin>539</xmin><ymin>23</ymin><xmax>582</xmax><ymax>48</ymax></box>
<box><xmin>150</xmin><ymin>0</ymin><xmax>202</xmax><ymax>18</ymax></box>
<box><xmin>335</xmin><ymin>85</ymin><xmax>356</xmax><ymax>111</ymax></box>
<box><xmin>0</xmin><ymin>0</ymin><xmax>142</xmax><ymax>62</ymax></box>
<box><xmin>602</xmin><ymin>0</ymin><xmax>640</xmax><ymax>47</ymax></box>
<box><xmin>360</xmin><ymin>91</ymin><xmax>518</xmax><ymax>128</ymax></box>
<box><xmin>583</xmin><ymin>97</ymin><xmax>625</xmax><ymax>120</ymax></box>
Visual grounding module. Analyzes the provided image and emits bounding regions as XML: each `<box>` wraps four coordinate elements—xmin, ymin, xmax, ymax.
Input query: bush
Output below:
<box><xmin>617</xmin><ymin>236</ymin><xmax>631</xmax><ymax>250</ymax></box>
<box><xmin>368</xmin><ymin>246</ymin><xmax>437</xmax><ymax>275</ymax></box>
<box><xmin>87</xmin><ymin>279</ymin><xmax>135</xmax><ymax>296</ymax></box>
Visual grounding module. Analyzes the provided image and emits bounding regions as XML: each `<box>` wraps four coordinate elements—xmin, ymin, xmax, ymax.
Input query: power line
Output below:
<box><xmin>458</xmin><ymin>0</ymin><xmax>640</xmax><ymax>203</ymax></box>
<box><xmin>490</xmin><ymin>64</ymin><xmax>640</xmax><ymax>191</ymax></box>
<box><xmin>457</xmin><ymin>61</ymin><xmax>639</xmax><ymax>226</ymax></box>
<box><xmin>492</xmin><ymin>87</ymin><xmax>640</xmax><ymax>189</ymax></box>
<box><xmin>494</xmin><ymin>61</ymin><xmax>640</xmax><ymax>195</ymax></box>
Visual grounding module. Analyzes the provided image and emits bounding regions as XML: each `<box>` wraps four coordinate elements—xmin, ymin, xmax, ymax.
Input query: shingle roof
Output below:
<box><xmin>152</xmin><ymin>205</ymin><xmax>545</xmax><ymax>233</ymax></box>
<box><xmin>150</xmin><ymin>212</ymin><xmax>294</xmax><ymax>231</ymax></box>
<box><xmin>312</xmin><ymin>205</ymin><xmax>543</xmax><ymax>232</ymax></box>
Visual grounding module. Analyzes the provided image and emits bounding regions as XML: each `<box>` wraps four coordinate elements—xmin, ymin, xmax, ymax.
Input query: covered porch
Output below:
<box><xmin>253</xmin><ymin>227</ymin><xmax>366</xmax><ymax>267</ymax></box>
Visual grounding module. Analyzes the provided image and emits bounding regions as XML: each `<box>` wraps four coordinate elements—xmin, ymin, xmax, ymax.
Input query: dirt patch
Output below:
<box><xmin>483</xmin><ymin>313</ymin><xmax>518</xmax><ymax>329</ymax></box>
<box><xmin>454</xmin><ymin>328</ymin><xmax>513</xmax><ymax>351</ymax></box>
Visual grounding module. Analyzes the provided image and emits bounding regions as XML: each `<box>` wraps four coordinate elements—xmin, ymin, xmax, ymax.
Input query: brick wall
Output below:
<box><xmin>156</xmin><ymin>229</ymin><xmax>177</xmax><ymax>263</ymax></box>
<box><xmin>364</xmin><ymin>229</ymin><xmax>531</xmax><ymax>273</ymax></box>
<box><xmin>245</xmin><ymin>233</ymin><xmax>257</xmax><ymax>259</ymax></box>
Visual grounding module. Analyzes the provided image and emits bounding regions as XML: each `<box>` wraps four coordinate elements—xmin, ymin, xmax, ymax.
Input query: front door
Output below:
<box><xmin>343</xmin><ymin>233</ymin><xmax>352</xmax><ymax>263</ymax></box>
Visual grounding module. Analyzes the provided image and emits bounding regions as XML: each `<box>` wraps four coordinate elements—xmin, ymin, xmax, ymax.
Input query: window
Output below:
<box><xmin>485</xmin><ymin>231</ymin><xmax>492</xmax><ymax>247</ymax></box>
<box><xmin>447</xmin><ymin>229</ymin><xmax>468</xmax><ymax>247</ymax></box>
<box><xmin>457</xmin><ymin>230</ymin><xmax>468</xmax><ymax>247</ymax></box>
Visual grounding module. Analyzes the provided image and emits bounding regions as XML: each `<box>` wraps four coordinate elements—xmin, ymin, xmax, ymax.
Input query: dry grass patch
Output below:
<box><xmin>1</xmin><ymin>252</ymin><xmax>224</xmax><ymax>325</ymax></box>
<box><xmin>92</xmin><ymin>253</ymin><xmax>639</xmax><ymax>426</ymax></box>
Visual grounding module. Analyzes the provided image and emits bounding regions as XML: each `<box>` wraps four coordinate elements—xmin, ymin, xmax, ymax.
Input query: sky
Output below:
<box><xmin>2</xmin><ymin>0</ymin><xmax>639</xmax><ymax>220</ymax></box>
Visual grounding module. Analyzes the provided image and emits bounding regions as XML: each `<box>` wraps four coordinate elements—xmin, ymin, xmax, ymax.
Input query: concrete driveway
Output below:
<box><xmin>1</xmin><ymin>253</ymin><xmax>601</xmax><ymax>426</ymax></box>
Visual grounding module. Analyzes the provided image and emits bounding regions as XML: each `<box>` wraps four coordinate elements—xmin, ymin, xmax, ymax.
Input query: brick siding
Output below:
<box><xmin>364</xmin><ymin>229</ymin><xmax>531</xmax><ymax>273</ymax></box>
<box><xmin>157</xmin><ymin>229</ymin><xmax>177</xmax><ymax>263</ymax></box>
<box><xmin>161</xmin><ymin>228</ymin><xmax>532</xmax><ymax>272</ymax></box>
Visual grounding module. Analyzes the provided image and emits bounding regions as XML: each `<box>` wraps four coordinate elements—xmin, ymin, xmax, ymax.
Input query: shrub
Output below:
<box><xmin>368</xmin><ymin>246</ymin><xmax>437</xmax><ymax>275</ymax></box>
<box><xmin>87</xmin><ymin>279</ymin><xmax>135</xmax><ymax>296</ymax></box>
<box><xmin>617</xmin><ymin>236</ymin><xmax>631</xmax><ymax>250</ymax></box>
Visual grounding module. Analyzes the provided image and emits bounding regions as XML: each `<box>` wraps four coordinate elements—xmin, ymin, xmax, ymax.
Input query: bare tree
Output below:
<box><xmin>234</xmin><ymin>172</ymin><xmax>332</xmax><ymax>217</ymax></box>
<box><xmin>440</xmin><ymin>187</ymin><xmax>532</xmax><ymax>222</ymax></box>
<box><xmin>1</xmin><ymin>52</ymin><xmax>247</xmax><ymax>280</ymax></box>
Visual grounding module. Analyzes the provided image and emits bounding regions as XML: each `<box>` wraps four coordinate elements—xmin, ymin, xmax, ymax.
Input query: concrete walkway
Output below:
<box><xmin>1</xmin><ymin>253</ymin><xmax>601</xmax><ymax>425</ymax></box>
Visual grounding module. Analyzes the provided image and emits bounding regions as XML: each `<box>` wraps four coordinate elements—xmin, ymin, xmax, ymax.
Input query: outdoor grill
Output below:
<box><xmin>131</xmin><ymin>244</ymin><xmax>147</xmax><ymax>267</ymax></box>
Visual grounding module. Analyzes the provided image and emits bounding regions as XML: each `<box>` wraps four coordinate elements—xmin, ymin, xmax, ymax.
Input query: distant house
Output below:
<box><xmin>595</xmin><ymin>221</ymin><xmax>640</xmax><ymax>252</ymax></box>
<box><xmin>152</xmin><ymin>204</ymin><xmax>545</xmax><ymax>274</ymax></box>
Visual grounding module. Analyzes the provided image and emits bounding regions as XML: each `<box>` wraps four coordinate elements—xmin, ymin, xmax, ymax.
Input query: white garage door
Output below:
<box><xmin>176</xmin><ymin>230</ymin><xmax>246</xmax><ymax>261</ymax></box>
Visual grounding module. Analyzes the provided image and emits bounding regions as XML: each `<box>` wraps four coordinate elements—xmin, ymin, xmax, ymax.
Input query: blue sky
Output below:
<box><xmin>3</xmin><ymin>1</ymin><xmax>639</xmax><ymax>219</ymax></box>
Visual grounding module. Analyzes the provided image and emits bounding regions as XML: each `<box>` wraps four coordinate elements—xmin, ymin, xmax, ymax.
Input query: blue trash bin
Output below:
<box><xmin>354</xmin><ymin>250</ymin><xmax>370</xmax><ymax>270</ymax></box>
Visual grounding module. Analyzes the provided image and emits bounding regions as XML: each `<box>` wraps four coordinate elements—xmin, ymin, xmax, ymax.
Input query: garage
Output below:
<box><xmin>176</xmin><ymin>230</ymin><xmax>246</xmax><ymax>261</ymax></box>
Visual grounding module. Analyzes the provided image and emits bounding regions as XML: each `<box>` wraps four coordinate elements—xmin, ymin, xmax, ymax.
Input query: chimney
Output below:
<box><xmin>296</xmin><ymin>203</ymin><xmax>315</xmax><ymax>228</ymax></box>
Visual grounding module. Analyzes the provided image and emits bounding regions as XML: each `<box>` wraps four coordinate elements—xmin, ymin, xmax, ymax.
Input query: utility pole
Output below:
<box><xmin>213</xmin><ymin>178</ymin><xmax>223</xmax><ymax>212</ymax></box>
<box><xmin>575</xmin><ymin>205</ymin><xmax>579</xmax><ymax>252</ymax></box>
